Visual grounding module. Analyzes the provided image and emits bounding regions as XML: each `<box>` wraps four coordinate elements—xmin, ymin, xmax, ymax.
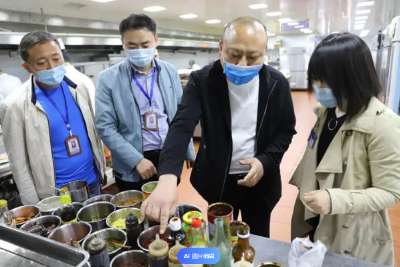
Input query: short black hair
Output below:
<box><xmin>307</xmin><ymin>32</ymin><xmax>381</xmax><ymax>121</ymax></box>
<box><xmin>62</xmin><ymin>50</ymin><xmax>71</xmax><ymax>63</ymax></box>
<box><xmin>223</xmin><ymin>17</ymin><xmax>267</xmax><ymax>41</ymax></box>
<box><xmin>119</xmin><ymin>14</ymin><xmax>157</xmax><ymax>36</ymax></box>
<box><xmin>19</xmin><ymin>31</ymin><xmax>60</xmax><ymax>62</ymax></box>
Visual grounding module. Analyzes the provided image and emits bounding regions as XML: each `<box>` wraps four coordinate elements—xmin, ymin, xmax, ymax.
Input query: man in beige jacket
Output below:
<box><xmin>0</xmin><ymin>31</ymin><xmax>105</xmax><ymax>205</ymax></box>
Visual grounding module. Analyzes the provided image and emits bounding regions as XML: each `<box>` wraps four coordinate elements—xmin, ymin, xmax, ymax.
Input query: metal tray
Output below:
<box><xmin>0</xmin><ymin>224</ymin><xmax>89</xmax><ymax>267</ymax></box>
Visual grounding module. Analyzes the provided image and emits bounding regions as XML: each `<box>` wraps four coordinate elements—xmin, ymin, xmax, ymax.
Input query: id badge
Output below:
<box><xmin>308</xmin><ymin>130</ymin><xmax>317</xmax><ymax>149</ymax></box>
<box><xmin>65</xmin><ymin>135</ymin><xmax>82</xmax><ymax>157</ymax></box>
<box><xmin>144</xmin><ymin>111</ymin><xmax>158</xmax><ymax>131</ymax></box>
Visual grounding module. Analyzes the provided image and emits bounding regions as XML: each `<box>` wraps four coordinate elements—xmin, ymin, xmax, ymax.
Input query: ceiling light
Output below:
<box><xmin>356</xmin><ymin>9</ymin><xmax>371</xmax><ymax>15</ymax></box>
<box><xmin>205</xmin><ymin>19</ymin><xmax>221</xmax><ymax>24</ymax></box>
<box><xmin>278</xmin><ymin>18</ymin><xmax>292</xmax><ymax>23</ymax></box>
<box><xmin>360</xmin><ymin>29</ymin><xmax>370</xmax><ymax>37</ymax></box>
<box><xmin>288</xmin><ymin>21</ymin><xmax>299</xmax><ymax>26</ymax></box>
<box><xmin>357</xmin><ymin>1</ymin><xmax>374</xmax><ymax>7</ymax></box>
<box><xmin>295</xmin><ymin>25</ymin><xmax>305</xmax><ymax>28</ymax></box>
<box><xmin>249</xmin><ymin>3</ymin><xmax>268</xmax><ymax>9</ymax></box>
<box><xmin>354</xmin><ymin>24</ymin><xmax>365</xmax><ymax>30</ymax></box>
<box><xmin>90</xmin><ymin>0</ymin><xmax>115</xmax><ymax>2</ymax></box>
<box><xmin>331</xmin><ymin>31</ymin><xmax>340</xmax><ymax>34</ymax></box>
<box><xmin>355</xmin><ymin>16</ymin><xmax>368</xmax><ymax>20</ymax></box>
<box><xmin>355</xmin><ymin>20</ymin><xmax>367</xmax><ymax>24</ymax></box>
<box><xmin>266</xmin><ymin>11</ymin><xmax>282</xmax><ymax>17</ymax></box>
<box><xmin>179</xmin><ymin>14</ymin><xmax>198</xmax><ymax>19</ymax></box>
<box><xmin>301</xmin><ymin>29</ymin><xmax>313</xmax><ymax>34</ymax></box>
<box><xmin>267</xmin><ymin>31</ymin><xmax>276</xmax><ymax>36</ymax></box>
<box><xmin>143</xmin><ymin>6</ymin><xmax>166</xmax><ymax>12</ymax></box>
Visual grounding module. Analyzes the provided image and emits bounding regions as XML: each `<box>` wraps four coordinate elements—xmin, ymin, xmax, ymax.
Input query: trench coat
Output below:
<box><xmin>290</xmin><ymin>97</ymin><xmax>400</xmax><ymax>267</ymax></box>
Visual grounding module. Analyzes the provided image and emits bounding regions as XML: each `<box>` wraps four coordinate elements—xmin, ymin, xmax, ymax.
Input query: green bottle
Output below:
<box><xmin>209</xmin><ymin>218</ymin><xmax>231</xmax><ymax>267</ymax></box>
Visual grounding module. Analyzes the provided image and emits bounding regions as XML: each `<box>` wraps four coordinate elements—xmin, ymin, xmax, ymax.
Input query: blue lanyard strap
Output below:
<box><xmin>35</xmin><ymin>80</ymin><xmax>72</xmax><ymax>135</ymax></box>
<box><xmin>132</xmin><ymin>67</ymin><xmax>157</xmax><ymax>108</ymax></box>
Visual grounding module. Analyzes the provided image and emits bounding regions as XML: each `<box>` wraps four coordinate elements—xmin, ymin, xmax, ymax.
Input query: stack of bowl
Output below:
<box><xmin>110</xmin><ymin>190</ymin><xmax>142</xmax><ymax>209</ymax></box>
<box><xmin>48</xmin><ymin>221</ymin><xmax>92</xmax><ymax>246</ymax></box>
<box><xmin>77</xmin><ymin>202</ymin><xmax>116</xmax><ymax>232</ymax></box>
<box><xmin>0</xmin><ymin>205</ymin><xmax>40</xmax><ymax>228</ymax></box>
<box><xmin>83</xmin><ymin>194</ymin><xmax>113</xmax><ymax>206</ymax></box>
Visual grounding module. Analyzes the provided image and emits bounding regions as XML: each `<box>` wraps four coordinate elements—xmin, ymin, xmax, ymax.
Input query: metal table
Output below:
<box><xmin>250</xmin><ymin>235</ymin><xmax>386</xmax><ymax>267</ymax></box>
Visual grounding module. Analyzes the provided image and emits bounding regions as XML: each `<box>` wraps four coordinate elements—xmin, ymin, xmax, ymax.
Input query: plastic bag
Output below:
<box><xmin>288</xmin><ymin>238</ymin><xmax>327</xmax><ymax>267</ymax></box>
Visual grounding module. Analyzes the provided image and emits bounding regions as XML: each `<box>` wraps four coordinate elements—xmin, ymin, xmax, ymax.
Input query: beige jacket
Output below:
<box><xmin>0</xmin><ymin>76</ymin><xmax>105</xmax><ymax>205</ymax></box>
<box><xmin>290</xmin><ymin>97</ymin><xmax>400</xmax><ymax>267</ymax></box>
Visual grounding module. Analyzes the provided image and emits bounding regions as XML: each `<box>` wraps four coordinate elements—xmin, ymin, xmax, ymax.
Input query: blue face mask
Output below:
<box><xmin>313</xmin><ymin>84</ymin><xmax>337</xmax><ymax>108</ymax></box>
<box><xmin>35</xmin><ymin>65</ymin><xmax>66</xmax><ymax>87</ymax></box>
<box><xmin>223</xmin><ymin>61</ymin><xmax>262</xmax><ymax>85</ymax></box>
<box><xmin>126</xmin><ymin>48</ymin><xmax>155</xmax><ymax>67</ymax></box>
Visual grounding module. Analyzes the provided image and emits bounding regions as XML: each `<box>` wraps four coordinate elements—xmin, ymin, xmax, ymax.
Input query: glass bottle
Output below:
<box><xmin>168</xmin><ymin>217</ymin><xmax>187</xmax><ymax>244</ymax></box>
<box><xmin>59</xmin><ymin>187</ymin><xmax>77</xmax><ymax>224</ymax></box>
<box><xmin>232</xmin><ymin>227</ymin><xmax>255</xmax><ymax>264</ymax></box>
<box><xmin>209</xmin><ymin>218</ymin><xmax>231</xmax><ymax>267</ymax></box>
<box><xmin>126</xmin><ymin>213</ymin><xmax>140</xmax><ymax>249</ymax></box>
<box><xmin>0</xmin><ymin>199</ymin><xmax>16</xmax><ymax>227</ymax></box>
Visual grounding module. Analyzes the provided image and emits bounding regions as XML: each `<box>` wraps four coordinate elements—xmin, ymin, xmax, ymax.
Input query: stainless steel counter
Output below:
<box><xmin>250</xmin><ymin>235</ymin><xmax>386</xmax><ymax>267</ymax></box>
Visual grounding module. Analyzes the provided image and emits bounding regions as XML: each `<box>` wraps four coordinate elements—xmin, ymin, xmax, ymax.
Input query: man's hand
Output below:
<box><xmin>303</xmin><ymin>190</ymin><xmax>332</xmax><ymax>215</ymax></box>
<box><xmin>136</xmin><ymin>158</ymin><xmax>157</xmax><ymax>180</ymax></box>
<box><xmin>237</xmin><ymin>158</ymin><xmax>264</xmax><ymax>187</ymax></box>
<box><xmin>140</xmin><ymin>174</ymin><xmax>178</xmax><ymax>234</ymax></box>
<box><xmin>186</xmin><ymin>159</ymin><xmax>195</xmax><ymax>169</ymax></box>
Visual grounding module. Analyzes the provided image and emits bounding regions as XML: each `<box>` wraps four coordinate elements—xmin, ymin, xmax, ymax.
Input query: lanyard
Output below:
<box><xmin>132</xmin><ymin>68</ymin><xmax>157</xmax><ymax>108</ymax></box>
<box><xmin>36</xmin><ymin>80</ymin><xmax>72</xmax><ymax>136</ymax></box>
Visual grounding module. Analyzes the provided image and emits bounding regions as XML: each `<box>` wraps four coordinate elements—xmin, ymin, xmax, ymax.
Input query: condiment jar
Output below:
<box><xmin>168</xmin><ymin>217</ymin><xmax>187</xmax><ymax>244</ymax></box>
<box><xmin>182</xmin><ymin>211</ymin><xmax>203</xmax><ymax>247</ymax></box>
<box><xmin>87</xmin><ymin>237</ymin><xmax>110</xmax><ymax>267</ymax></box>
<box><xmin>168</xmin><ymin>240</ymin><xmax>186</xmax><ymax>267</ymax></box>
<box><xmin>126</xmin><ymin>213</ymin><xmax>140</xmax><ymax>249</ymax></box>
<box><xmin>149</xmin><ymin>234</ymin><xmax>169</xmax><ymax>267</ymax></box>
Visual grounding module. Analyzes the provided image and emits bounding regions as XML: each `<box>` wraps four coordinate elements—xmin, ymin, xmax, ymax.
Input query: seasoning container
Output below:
<box><xmin>149</xmin><ymin>234</ymin><xmax>169</xmax><ymax>267</ymax></box>
<box><xmin>142</xmin><ymin>181</ymin><xmax>158</xmax><ymax>201</ymax></box>
<box><xmin>233</xmin><ymin>257</ymin><xmax>253</xmax><ymax>267</ymax></box>
<box><xmin>230</xmin><ymin>221</ymin><xmax>249</xmax><ymax>246</ymax></box>
<box><xmin>87</xmin><ymin>237</ymin><xmax>110</xmax><ymax>267</ymax></box>
<box><xmin>209</xmin><ymin>218</ymin><xmax>231</xmax><ymax>267</ymax></box>
<box><xmin>126</xmin><ymin>213</ymin><xmax>140</xmax><ymax>249</ymax></box>
<box><xmin>190</xmin><ymin>218</ymin><xmax>207</xmax><ymax>248</ymax></box>
<box><xmin>168</xmin><ymin>240</ymin><xmax>186</xmax><ymax>267</ymax></box>
<box><xmin>232</xmin><ymin>227</ymin><xmax>255</xmax><ymax>264</ymax></box>
<box><xmin>60</xmin><ymin>187</ymin><xmax>78</xmax><ymax>224</ymax></box>
<box><xmin>182</xmin><ymin>211</ymin><xmax>202</xmax><ymax>247</ymax></box>
<box><xmin>168</xmin><ymin>217</ymin><xmax>186</xmax><ymax>244</ymax></box>
<box><xmin>207</xmin><ymin>203</ymin><xmax>233</xmax><ymax>241</ymax></box>
<box><xmin>0</xmin><ymin>199</ymin><xmax>16</xmax><ymax>227</ymax></box>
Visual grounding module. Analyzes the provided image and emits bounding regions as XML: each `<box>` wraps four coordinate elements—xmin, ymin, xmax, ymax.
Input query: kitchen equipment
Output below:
<box><xmin>63</xmin><ymin>180</ymin><xmax>90</xmax><ymax>203</ymax></box>
<box><xmin>37</xmin><ymin>196</ymin><xmax>61</xmax><ymax>216</ymax></box>
<box><xmin>48</xmin><ymin>221</ymin><xmax>92</xmax><ymax>245</ymax></box>
<box><xmin>137</xmin><ymin>225</ymin><xmax>171</xmax><ymax>253</ymax></box>
<box><xmin>1</xmin><ymin>178</ymin><xmax>18</xmax><ymax>192</ymax></box>
<box><xmin>106</xmin><ymin>207</ymin><xmax>144</xmax><ymax>231</ymax></box>
<box><xmin>110</xmin><ymin>190</ymin><xmax>142</xmax><ymax>209</ymax></box>
<box><xmin>53</xmin><ymin>202</ymin><xmax>83</xmax><ymax>217</ymax></box>
<box><xmin>279</xmin><ymin>47</ymin><xmax>310</xmax><ymax>90</ymax></box>
<box><xmin>83</xmin><ymin>194</ymin><xmax>113</xmax><ymax>206</ymax></box>
<box><xmin>0</xmin><ymin>224</ymin><xmax>90</xmax><ymax>267</ymax></box>
<box><xmin>77</xmin><ymin>202</ymin><xmax>116</xmax><ymax>232</ymax></box>
<box><xmin>20</xmin><ymin>215</ymin><xmax>62</xmax><ymax>236</ymax></box>
<box><xmin>110</xmin><ymin>250</ymin><xmax>148</xmax><ymax>267</ymax></box>
<box><xmin>83</xmin><ymin>228</ymin><xmax>127</xmax><ymax>259</ymax></box>
<box><xmin>0</xmin><ymin>205</ymin><xmax>40</xmax><ymax>227</ymax></box>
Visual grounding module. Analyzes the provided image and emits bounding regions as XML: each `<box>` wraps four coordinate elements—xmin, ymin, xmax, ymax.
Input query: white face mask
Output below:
<box><xmin>125</xmin><ymin>48</ymin><xmax>155</xmax><ymax>67</ymax></box>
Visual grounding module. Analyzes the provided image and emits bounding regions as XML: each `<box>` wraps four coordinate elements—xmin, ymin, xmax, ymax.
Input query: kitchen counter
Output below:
<box><xmin>250</xmin><ymin>235</ymin><xmax>386</xmax><ymax>267</ymax></box>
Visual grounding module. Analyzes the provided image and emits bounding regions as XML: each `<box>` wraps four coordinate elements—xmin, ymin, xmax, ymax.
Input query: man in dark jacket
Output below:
<box><xmin>141</xmin><ymin>17</ymin><xmax>296</xmax><ymax>237</ymax></box>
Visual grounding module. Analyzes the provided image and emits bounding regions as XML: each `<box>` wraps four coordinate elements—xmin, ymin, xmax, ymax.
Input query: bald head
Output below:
<box><xmin>219</xmin><ymin>16</ymin><xmax>267</xmax><ymax>67</ymax></box>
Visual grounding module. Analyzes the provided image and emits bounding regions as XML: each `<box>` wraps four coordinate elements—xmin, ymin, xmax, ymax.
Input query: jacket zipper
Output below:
<box><xmin>219</xmin><ymin>80</ymin><xmax>278</xmax><ymax>201</ymax></box>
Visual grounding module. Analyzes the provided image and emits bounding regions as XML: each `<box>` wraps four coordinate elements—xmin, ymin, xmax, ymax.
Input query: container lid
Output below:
<box><xmin>126</xmin><ymin>213</ymin><xmax>138</xmax><ymax>224</ymax></box>
<box><xmin>169</xmin><ymin>240</ymin><xmax>186</xmax><ymax>263</ymax></box>
<box><xmin>191</xmin><ymin>218</ymin><xmax>202</xmax><ymax>228</ymax></box>
<box><xmin>0</xmin><ymin>199</ymin><xmax>7</xmax><ymax>208</ymax></box>
<box><xmin>183</xmin><ymin>211</ymin><xmax>202</xmax><ymax>225</ymax></box>
<box><xmin>169</xmin><ymin>217</ymin><xmax>182</xmax><ymax>231</ymax></box>
<box><xmin>87</xmin><ymin>238</ymin><xmax>107</xmax><ymax>254</ymax></box>
<box><xmin>233</xmin><ymin>256</ymin><xmax>253</xmax><ymax>267</ymax></box>
<box><xmin>237</xmin><ymin>226</ymin><xmax>250</xmax><ymax>238</ymax></box>
<box><xmin>149</xmin><ymin>234</ymin><xmax>169</xmax><ymax>258</ymax></box>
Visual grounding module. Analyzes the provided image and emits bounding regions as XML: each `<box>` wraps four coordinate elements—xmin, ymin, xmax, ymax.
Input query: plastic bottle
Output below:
<box><xmin>232</xmin><ymin>227</ymin><xmax>255</xmax><ymax>265</ymax></box>
<box><xmin>149</xmin><ymin>234</ymin><xmax>169</xmax><ymax>267</ymax></box>
<box><xmin>59</xmin><ymin>187</ymin><xmax>77</xmax><ymax>224</ymax></box>
<box><xmin>209</xmin><ymin>218</ymin><xmax>231</xmax><ymax>267</ymax></box>
<box><xmin>168</xmin><ymin>217</ymin><xmax>187</xmax><ymax>245</ymax></box>
<box><xmin>87</xmin><ymin>237</ymin><xmax>110</xmax><ymax>267</ymax></box>
<box><xmin>125</xmin><ymin>213</ymin><xmax>140</xmax><ymax>249</ymax></box>
<box><xmin>168</xmin><ymin>240</ymin><xmax>186</xmax><ymax>267</ymax></box>
<box><xmin>190</xmin><ymin>218</ymin><xmax>207</xmax><ymax>248</ymax></box>
<box><xmin>0</xmin><ymin>199</ymin><xmax>16</xmax><ymax>227</ymax></box>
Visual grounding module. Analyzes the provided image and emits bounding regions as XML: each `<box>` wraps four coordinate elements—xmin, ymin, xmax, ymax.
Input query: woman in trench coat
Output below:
<box><xmin>290</xmin><ymin>32</ymin><xmax>400</xmax><ymax>266</ymax></box>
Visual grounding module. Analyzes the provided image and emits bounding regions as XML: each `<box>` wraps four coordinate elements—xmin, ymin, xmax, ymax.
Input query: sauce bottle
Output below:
<box><xmin>190</xmin><ymin>218</ymin><xmax>207</xmax><ymax>248</ymax></box>
<box><xmin>209</xmin><ymin>218</ymin><xmax>231</xmax><ymax>267</ymax></box>
<box><xmin>0</xmin><ymin>199</ymin><xmax>16</xmax><ymax>227</ymax></box>
<box><xmin>126</xmin><ymin>213</ymin><xmax>140</xmax><ymax>249</ymax></box>
<box><xmin>149</xmin><ymin>234</ymin><xmax>169</xmax><ymax>267</ymax></box>
<box><xmin>87</xmin><ymin>237</ymin><xmax>110</xmax><ymax>267</ymax></box>
<box><xmin>168</xmin><ymin>217</ymin><xmax>186</xmax><ymax>244</ymax></box>
<box><xmin>59</xmin><ymin>187</ymin><xmax>77</xmax><ymax>224</ymax></box>
<box><xmin>233</xmin><ymin>256</ymin><xmax>253</xmax><ymax>267</ymax></box>
<box><xmin>232</xmin><ymin>227</ymin><xmax>255</xmax><ymax>265</ymax></box>
<box><xmin>168</xmin><ymin>240</ymin><xmax>186</xmax><ymax>267</ymax></box>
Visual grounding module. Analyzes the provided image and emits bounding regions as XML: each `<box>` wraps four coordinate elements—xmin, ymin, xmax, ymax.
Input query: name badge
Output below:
<box><xmin>144</xmin><ymin>111</ymin><xmax>158</xmax><ymax>131</ymax></box>
<box><xmin>308</xmin><ymin>130</ymin><xmax>317</xmax><ymax>149</ymax></box>
<box><xmin>65</xmin><ymin>135</ymin><xmax>82</xmax><ymax>157</ymax></box>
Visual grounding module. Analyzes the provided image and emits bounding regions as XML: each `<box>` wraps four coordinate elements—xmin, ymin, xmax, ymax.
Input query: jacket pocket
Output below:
<box><xmin>365</xmin><ymin>211</ymin><xmax>392</xmax><ymax>244</ymax></box>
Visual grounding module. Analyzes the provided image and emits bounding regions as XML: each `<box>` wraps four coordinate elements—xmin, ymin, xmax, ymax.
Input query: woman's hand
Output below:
<box><xmin>303</xmin><ymin>190</ymin><xmax>332</xmax><ymax>215</ymax></box>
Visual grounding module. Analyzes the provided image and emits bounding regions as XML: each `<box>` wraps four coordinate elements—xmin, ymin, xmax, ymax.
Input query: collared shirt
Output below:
<box><xmin>131</xmin><ymin>62</ymin><xmax>169</xmax><ymax>151</ymax></box>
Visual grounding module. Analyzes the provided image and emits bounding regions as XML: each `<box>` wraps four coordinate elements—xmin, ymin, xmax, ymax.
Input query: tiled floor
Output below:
<box><xmin>176</xmin><ymin>91</ymin><xmax>400</xmax><ymax>266</ymax></box>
